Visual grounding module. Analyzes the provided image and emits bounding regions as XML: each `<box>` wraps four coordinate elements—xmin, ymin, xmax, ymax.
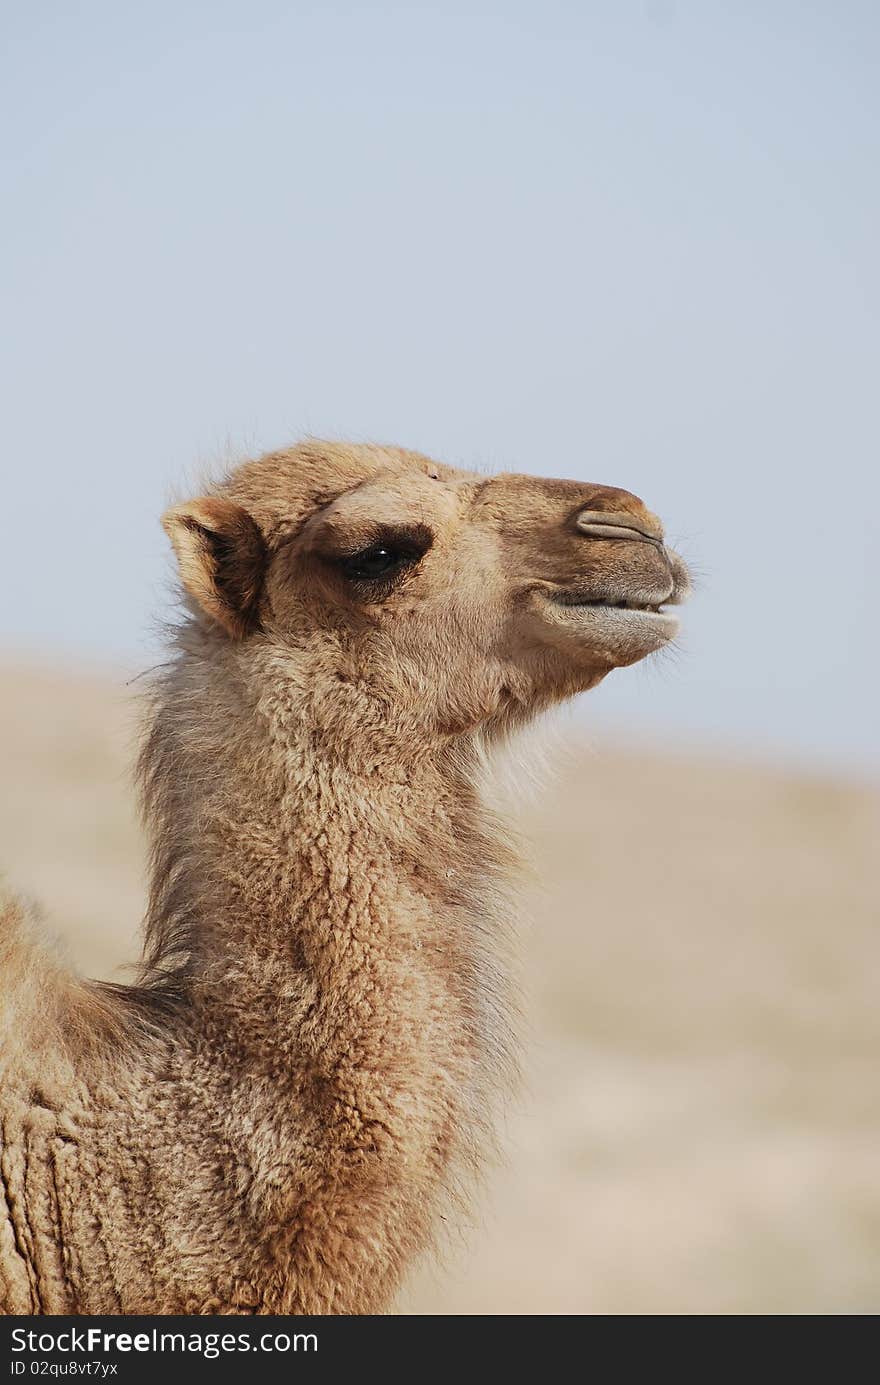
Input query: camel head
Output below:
<box><xmin>162</xmin><ymin>440</ymin><xmax>690</xmax><ymax>740</ymax></box>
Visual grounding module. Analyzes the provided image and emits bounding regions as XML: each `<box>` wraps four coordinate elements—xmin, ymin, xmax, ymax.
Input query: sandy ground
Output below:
<box><xmin>1</xmin><ymin>660</ymin><xmax>878</xmax><ymax>1315</ymax></box>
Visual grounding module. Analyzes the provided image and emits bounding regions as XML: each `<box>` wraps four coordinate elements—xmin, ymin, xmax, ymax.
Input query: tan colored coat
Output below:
<box><xmin>1</xmin><ymin>441</ymin><xmax>688</xmax><ymax>1313</ymax></box>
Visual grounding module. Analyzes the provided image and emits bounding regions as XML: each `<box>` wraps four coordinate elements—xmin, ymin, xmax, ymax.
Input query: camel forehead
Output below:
<box><xmin>218</xmin><ymin>439</ymin><xmax>649</xmax><ymax>546</ymax></box>
<box><xmin>221</xmin><ymin>440</ymin><xmax>472</xmax><ymax>539</ymax></box>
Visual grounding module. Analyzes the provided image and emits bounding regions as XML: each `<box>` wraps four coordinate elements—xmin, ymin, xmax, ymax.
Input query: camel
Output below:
<box><xmin>0</xmin><ymin>439</ymin><xmax>690</xmax><ymax>1315</ymax></box>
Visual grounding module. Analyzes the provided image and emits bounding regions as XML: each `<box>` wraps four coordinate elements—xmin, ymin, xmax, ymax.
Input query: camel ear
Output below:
<box><xmin>162</xmin><ymin>496</ymin><xmax>267</xmax><ymax>639</ymax></box>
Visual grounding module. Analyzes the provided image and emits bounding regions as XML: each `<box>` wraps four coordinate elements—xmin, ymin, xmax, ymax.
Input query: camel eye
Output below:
<box><xmin>344</xmin><ymin>544</ymin><xmax>402</xmax><ymax>580</ymax></box>
<box><xmin>339</xmin><ymin>528</ymin><xmax>433</xmax><ymax>584</ymax></box>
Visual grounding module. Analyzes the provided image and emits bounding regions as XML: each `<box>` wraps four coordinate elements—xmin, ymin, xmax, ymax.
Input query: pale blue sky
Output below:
<box><xmin>2</xmin><ymin>2</ymin><xmax>878</xmax><ymax>772</ymax></box>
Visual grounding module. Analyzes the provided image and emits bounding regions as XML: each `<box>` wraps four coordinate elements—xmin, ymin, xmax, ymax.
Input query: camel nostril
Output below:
<box><xmin>575</xmin><ymin>509</ymin><xmax>664</xmax><ymax>546</ymax></box>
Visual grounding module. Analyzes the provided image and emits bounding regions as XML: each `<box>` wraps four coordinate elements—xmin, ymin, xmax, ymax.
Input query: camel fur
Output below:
<box><xmin>0</xmin><ymin>440</ymin><xmax>689</xmax><ymax>1314</ymax></box>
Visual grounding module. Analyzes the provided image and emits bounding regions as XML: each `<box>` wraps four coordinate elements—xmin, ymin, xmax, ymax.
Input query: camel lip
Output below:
<box><xmin>549</xmin><ymin>592</ymin><xmax>672</xmax><ymax>614</ymax></box>
<box><xmin>540</xmin><ymin>589</ymin><xmax>682</xmax><ymax>641</ymax></box>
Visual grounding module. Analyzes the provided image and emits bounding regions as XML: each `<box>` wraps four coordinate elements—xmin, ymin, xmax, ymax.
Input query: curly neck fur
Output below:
<box><xmin>109</xmin><ymin>625</ymin><xmax>521</xmax><ymax>1310</ymax></box>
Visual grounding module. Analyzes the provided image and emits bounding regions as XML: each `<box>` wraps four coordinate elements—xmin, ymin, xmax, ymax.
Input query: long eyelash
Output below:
<box><xmin>339</xmin><ymin>526</ymin><xmax>433</xmax><ymax>583</ymax></box>
<box><xmin>346</xmin><ymin>544</ymin><xmax>417</xmax><ymax>573</ymax></box>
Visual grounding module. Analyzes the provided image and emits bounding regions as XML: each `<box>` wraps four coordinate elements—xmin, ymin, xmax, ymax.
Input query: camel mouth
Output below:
<box><xmin>552</xmin><ymin>594</ymin><xmax>670</xmax><ymax>615</ymax></box>
<box><xmin>533</xmin><ymin>587</ymin><xmax>682</xmax><ymax>659</ymax></box>
<box><xmin>553</xmin><ymin>599</ymin><xmax>681</xmax><ymax>638</ymax></box>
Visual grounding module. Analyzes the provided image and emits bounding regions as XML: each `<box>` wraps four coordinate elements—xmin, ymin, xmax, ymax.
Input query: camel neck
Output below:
<box><xmin>124</xmin><ymin>641</ymin><xmax>520</xmax><ymax>1310</ymax></box>
<box><xmin>137</xmin><ymin>644</ymin><xmax>515</xmax><ymax>1027</ymax></box>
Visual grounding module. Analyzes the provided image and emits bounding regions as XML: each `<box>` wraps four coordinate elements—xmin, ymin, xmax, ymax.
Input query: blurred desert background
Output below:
<box><xmin>2</xmin><ymin>659</ymin><xmax>878</xmax><ymax>1315</ymax></box>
